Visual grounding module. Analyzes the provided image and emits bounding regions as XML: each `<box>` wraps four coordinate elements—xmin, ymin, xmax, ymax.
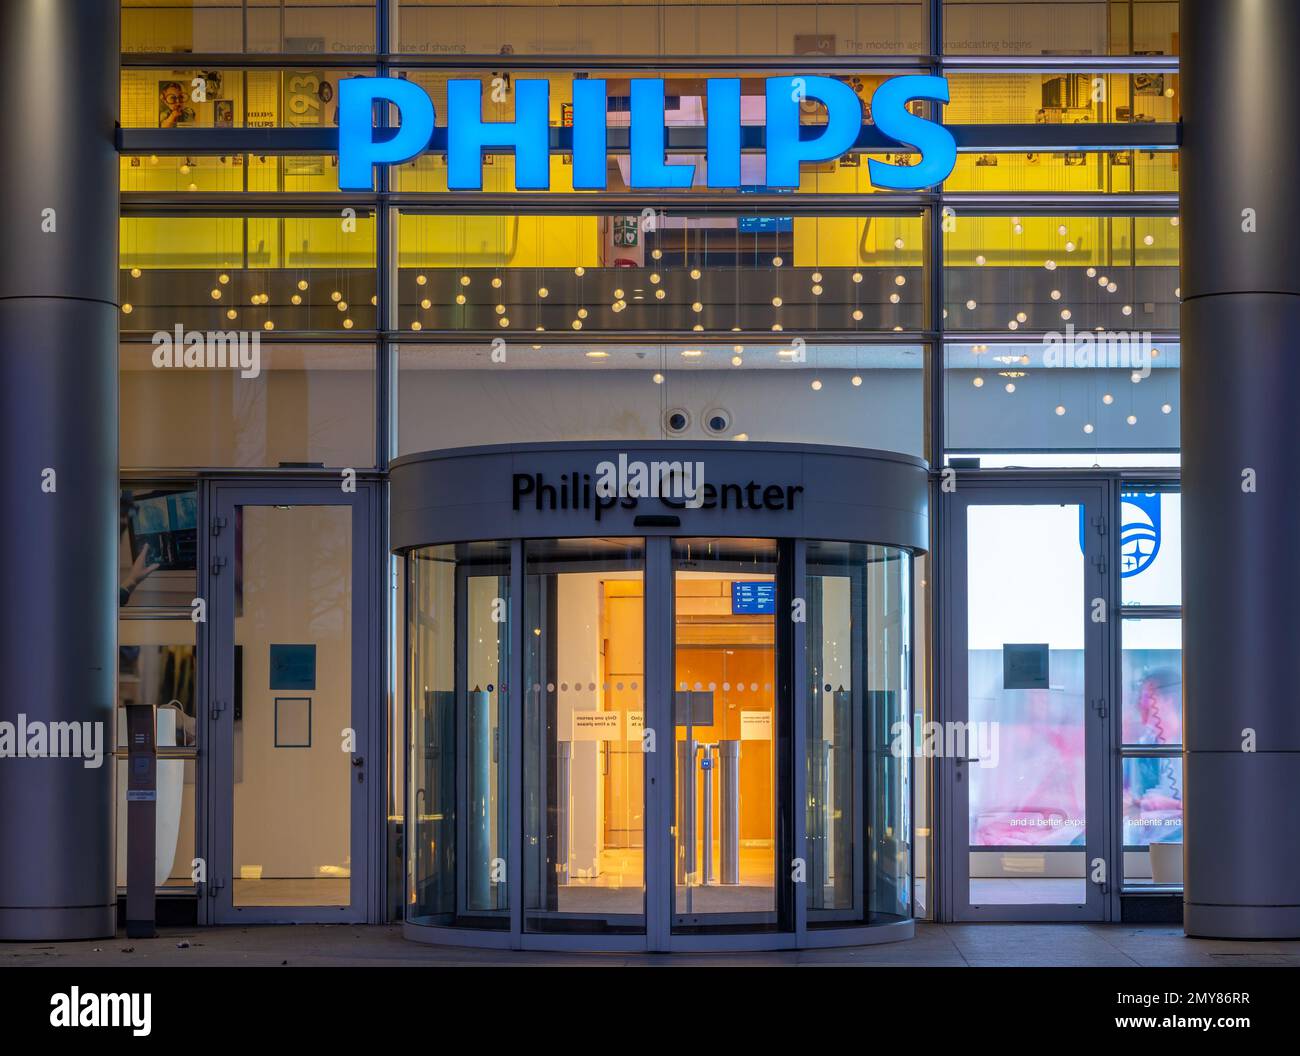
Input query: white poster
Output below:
<box><xmin>740</xmin><ymin>711</ymin><xmax>772</xmax><ymax>741</ymax></box>
<box><xmin>573</xmin><ymin>710</ymin><xmax>621</xmax><ymax>741</ymax></box>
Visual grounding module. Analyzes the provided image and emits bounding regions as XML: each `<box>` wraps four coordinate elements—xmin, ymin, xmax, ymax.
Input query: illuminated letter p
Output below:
<box><xmin>764</xmin><ymin>75</ymin><xmax>862</xmax><ymax>189</ymax></box>
<box><xmin>338</xmin><ymin>77</ymin><xmax>435</xmax><ymax>191</ymax></box>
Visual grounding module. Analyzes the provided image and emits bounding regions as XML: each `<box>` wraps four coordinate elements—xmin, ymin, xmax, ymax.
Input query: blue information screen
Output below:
<box><xmin>737</xmin><ymin>216</ymin><xmax>793</xmax><ymax>233</ymax></box>
<box><xmin>731</xmin><ymin>581</ymin><xmax>776</xmax><ymax>615</ymax></box>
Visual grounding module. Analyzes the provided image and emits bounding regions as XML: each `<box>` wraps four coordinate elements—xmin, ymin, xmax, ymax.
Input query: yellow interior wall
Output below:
<box><xmin>793</xmin><ymin>216</ymin><xmax>923</xmax><ymax>267</ymax></box>
<box><xmin>121</xmin><ymin>216</ymin><xmax>376</xmax><ymax>269</ymax></box>
<box><xmin>673</xmin><ymin>577</ymin><xmax>775</xmax><ymax>844</ymax></box>
<box><xmin>397</xmin><ymin>214</ymin><xmax>601</xmax><ymax>268</ymax></box>
<box><xmin>121</xmin><ymin>8</ymin><xmax>196</xmax><ymax>53</ymax></box>
<box><xmin>599</xmin><ymin>575</ymin><xmax>777</xmax><ymax>846</ymax></box>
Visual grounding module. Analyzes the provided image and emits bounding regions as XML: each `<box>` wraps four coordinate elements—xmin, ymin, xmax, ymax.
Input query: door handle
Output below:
<box><xmin>351</xmin><ymin>755</ymin><xmax>364</xmax><ymax>767</ymax></box>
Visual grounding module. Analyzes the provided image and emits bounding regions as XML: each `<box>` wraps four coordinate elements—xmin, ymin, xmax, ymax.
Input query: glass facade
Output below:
<box><xmin>113</xmin><ymin>0</ymin><xmax>1182</xmax><ymax>936</ymax></box>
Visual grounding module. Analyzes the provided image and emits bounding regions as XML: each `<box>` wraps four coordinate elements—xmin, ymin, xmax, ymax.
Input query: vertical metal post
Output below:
<box><xmin>645</xmin><ymin>536</ymin><xmax>672</xmax><ymax>948</ymax></box>
<box><xmin>556</xmin><ymin>740</ymin><xmax>572</xmax><ymax>885</ymax></box>
<box><xmin>787</xmin><ymin>537</ymin><xmax>808</xmax><ymax>937</ymax></box>
<box><xmin>930</xmin><ymin>0</ymin><xmax>951</xmax><ymax>931</ymax></box>
<box><xmin>468</xmin><ymin>688</ymin><xmax>492</xmax><ymax>908</ymax></box>
<box><xmin>508</xmin><ymin>538</ymin><xmax>525</xmax><ymax>940</ymax></box>
<box><xmin>124</xmin><ymin>703</ymin><xmax>158</xmax><ymax>939</ymax></box>
<box><xmin>675</xmin><ymin>737</ymin><xmax>696</xmax><ymax>883</ymax></box>
<box><xmin>700</xmin><ymin>743</ymin><xmax>714</xmax><ymax>885</ymax></box>
<box><xmin>720</xmin><ymin>740</ymin><xmax>740</xmax><ymax>885</ymax></box>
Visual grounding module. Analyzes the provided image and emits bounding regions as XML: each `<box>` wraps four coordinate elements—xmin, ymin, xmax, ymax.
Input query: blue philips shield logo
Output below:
<box><xmin>1078</xmin><ymin>492</ymin><xmax>1162</xmax><ymax>578</ymax></box>
<box><xmin>1119</xmin><ymin>492</ymin><xmax>1162</xmax><ymax>578</ymax></box>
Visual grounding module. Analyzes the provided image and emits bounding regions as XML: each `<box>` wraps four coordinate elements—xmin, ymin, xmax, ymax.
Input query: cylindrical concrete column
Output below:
<box><xmin>1181</xmin><ymin>0</ymin><xmax>1300</xmax><ymax>939</ymax></box>
<box><xmin>0</xmin><ymin>0</ymin><xmax>119</xmax><ymax>940</ymax></box>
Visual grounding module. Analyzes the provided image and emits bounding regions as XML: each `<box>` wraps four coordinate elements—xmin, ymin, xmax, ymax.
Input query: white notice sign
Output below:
<box><xmin>740</xmin><ymin>710</ymin><xmax>772</xmax><ymax>741</ymax></box>
<box><xmin>573</xmin><ymin>710</ymin><xmax>621</xmax><ymax>741</ymax></box>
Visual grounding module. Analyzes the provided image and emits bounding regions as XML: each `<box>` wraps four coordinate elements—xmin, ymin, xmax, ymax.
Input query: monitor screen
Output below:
<box><xmin>127</xmin><ymin>490</ymin><xmax>198</xmax><ymax>572</ymax></box>
<box><xmin>731</xmin><ymin>581</ymin><xmax>776</xmax><ymax>615</ymax></box>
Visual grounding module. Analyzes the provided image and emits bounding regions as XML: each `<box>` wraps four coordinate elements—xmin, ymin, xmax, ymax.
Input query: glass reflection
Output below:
<box><xmin>408</xmin><ymin>541</ymin><xmax>511</xmax><ymax>928</ymax></box>
<box><xmin>806</xmin><ymin>540</ymin><xmax>911</xmax><ymax>925</ymax></box>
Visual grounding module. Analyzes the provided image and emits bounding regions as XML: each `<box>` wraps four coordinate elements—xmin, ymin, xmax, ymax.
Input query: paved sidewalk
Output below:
<box><xmin>7</xmin><ymin>923</ymin><xmax>1300</xmax><ymax>967</ymax></box>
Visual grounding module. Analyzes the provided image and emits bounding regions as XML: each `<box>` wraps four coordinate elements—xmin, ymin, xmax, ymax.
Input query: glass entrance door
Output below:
<box><xmin>670</xmin><ymin>538</ymin><xmax>783</xmax><ymax>933</ymax></box>
<box><xmin>945</xmin><ymin>483</ymin><xmax>1109</xmax><ymax>921</ymax></box>
<box><xmin>208</xmin><ymin>482</ymin><xmax>375</xmax><ymax>923</ymax></box>
<box><xmin>522</xmin><ymin>538</ymin><xmax>647</xmax><ymax>936</ymax></box>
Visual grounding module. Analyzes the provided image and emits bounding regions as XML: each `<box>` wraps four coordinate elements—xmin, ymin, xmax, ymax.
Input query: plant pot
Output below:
<box><xmin>1149</xmin><ymin>841</ymin><xmax>1183</xmax><ymax>884</ymax></box>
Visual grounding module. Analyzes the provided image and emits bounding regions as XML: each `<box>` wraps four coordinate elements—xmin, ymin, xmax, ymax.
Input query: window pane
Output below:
<box><xmin>1122</xmin><ymin>756</ymin><xmax>1183</xmax><ymax>888</ymax></box>
<box><xmin>1121</xmin><ymin>489</ymin><xmax>1181</xmax><ymax>606</ymax></box>
<box><xmin>121</xmin><ymin>215</ymin><xmax>377</xmax><ymax>334</ymax></box>
<box><xmin>408</xmin><ymin>541</ymin><xmax>513</xmax><ymax>928</ymax></box>
<box><xmin>1122</xmin><ymin>618</ymin><xmax>1181</xmax><ymax>746</ymax></box>
<box><xmin>122</xmin><ymin>154</ymin><xmax>344</xmax><ymax>195</ymax></box>
<box><xmin>396</xmin><ymin>342</ymin><xmax>923</xmax><ymax>457</ymax></box>
<box><xmin>1123</xmin><ymin>757</ymin><xmax>1184</xmax><ymax>846</ymax></box>
<box><xmin>806</xmin><ymin>541</ymin><xmax>911</xmax><ymax>925</ymax></box>
<box><xmin>967</xmin><ymin>504</ymin><xmax>1088</xmax><ymax>904</ymax></box>
<box><xmin>944</xmin><ymin>215</ymin><xmax>1180</xmax><ymax>334</ymax></box>
<box><xmin>119</xmin><ymin>485</ymin><xmax>199</xmax><ymax>607</ymax></box>
<box><xmin>943</xmin><ymin>0</ymin><xmax>1178</xmax><ymax>56</ymax></box>
<box><xmin>115</xmin><ymin>758</ymin><xmax>197</xmax><ymax>890</ymax></box>
<box><xmin>232</xmin><ymin>504</ymin><xmax>355</xmax><ymax>908</ymax></box>
<box><xmin>912</xmin><ymin>553</ymin><xmax>931</xmax><ymax>918</ymax></box>
<box><xmin>945</xmin><ymin>341</ymin><xmax>1179</xmax><ymax>457</ymax></box>
<box><xmin>523</xmin><ymin>538</ymin><xmax>646</xmax><ymax>935</ymax></box>
<box><xmin>121</xmin><ymin>344</ymin><xmax>376</xmax><ymax>469</ymax></box>
<box><xmin>393</xmin><ymin>2</ymin><xmax>928</xmax><ymax>58</ymax></box>
<box><xmin>946</xmin><ymin>150</ymin><xmax>1177</xmax><ymax>195</ymax></box>
<box><xmin>946</xmin><ymin>72</ymin><xmax>1179</xmax><ymax>125</ymax></box>
<box><xmin>122</xmin><ymin>68</ymin><xmax>372</xmax><ymax>129</ymax></box>
<box><xmin>122</xmin><ymin>2</ymin><xmax>376</xmax><ymax>54</ymax></box>
<box><xmin>397</xmin><ymin>212</ymin><xmax>924</xmax><ymax>334</ymax></box>
<box><xmin>944</xmin><ymin>72</ymin><xmax>1178</xmax><ymax>193</ymax></box>
<box><xmin>672</xmin><ymin>538</ymin><xmax>778</xmax><ymax>928</ymax></box>
<box><xmin>119</xmin><ymin>622</ymin><xmax>198</xmax><ymax>747</ymax></box>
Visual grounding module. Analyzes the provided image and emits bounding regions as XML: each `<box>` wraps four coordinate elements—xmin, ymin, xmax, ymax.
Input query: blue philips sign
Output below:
<box><xmin>337</xmin><ymin>74</ymin><xmax>955</xmax><ymax>193</ymax></box>
<box><xmin>1077</xmin><ymin>491</ymin><xmax>1163</xmax><ymax>578</ymax></box>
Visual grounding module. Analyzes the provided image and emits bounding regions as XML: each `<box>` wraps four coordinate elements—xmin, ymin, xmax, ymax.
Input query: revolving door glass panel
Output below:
<box><xmin>672</xmin><ymin>538</ymin><xmax>781</xmax><ymax>931</ymax></box>
<box><xmin>805</xmin><ymin>541</ymin><xmax>912</xmax><ymax>927</ymax></box>
<box><xmin>408</xmin><ymin>541</ymin><xmax>511</xmax><ymax>929</ymax></box>
<box><xmin>404</xmin><ymin>530</ymin><xmax>917</xmax><ymax>944</ymax></box>
<box><xmin>523</xmin><ymin>538</ymin><xmax>647</xmax><ymax>935</ymax></box>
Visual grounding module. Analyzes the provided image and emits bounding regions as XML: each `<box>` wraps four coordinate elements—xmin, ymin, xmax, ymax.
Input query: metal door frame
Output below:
<box><xmin>940</xmin><ymin>478</ymin><xmax>1114</xmax><ymax>923</ymax></box>
<box><xmin>204</xmin><ymin>479</ymin><xmax>382</xmax><ymax>924</ymax></box>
